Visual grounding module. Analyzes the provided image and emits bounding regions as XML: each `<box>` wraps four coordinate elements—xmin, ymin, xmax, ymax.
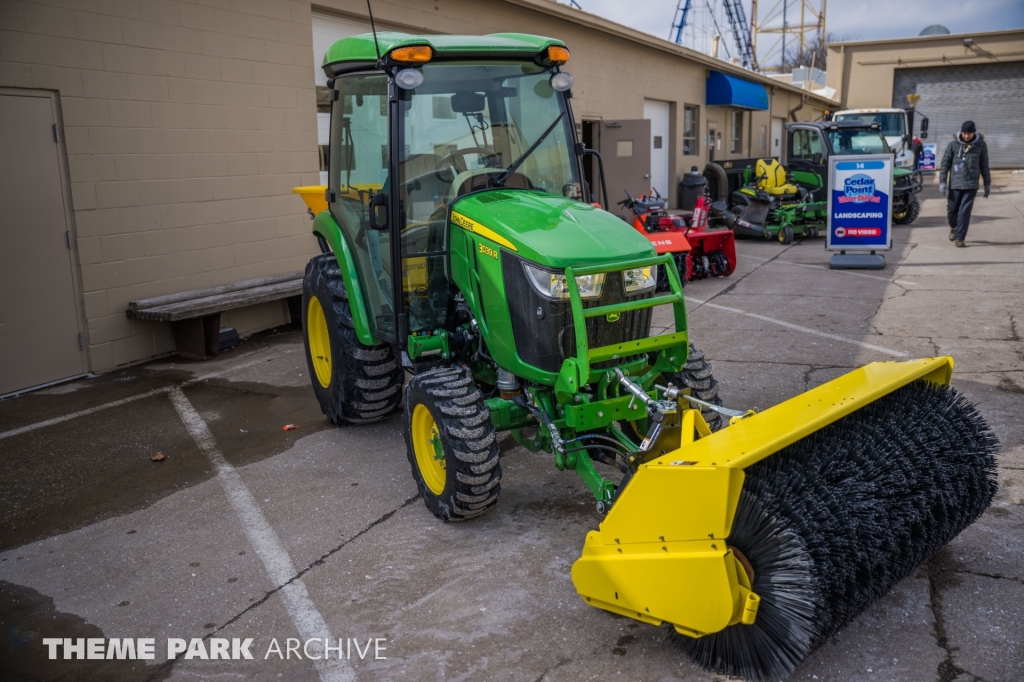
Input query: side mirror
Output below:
<box><xmin>920</xmin><ymin>116</ymin><xmax>929</xmax><ymax>133</ymax></box>
<box><xmin>811</xmin><ymin>152</ymin><xmax>823</xmax><ymax>165</ymax></box>
<box><xmin>920</xmin><ymin>131</ymin><xmax>928</xmax><ymax>139</ymax></box>
<box><xmin>368</xmin><ymin>192</ymin><xmax>388</xmax><ymax>230</ymax></box>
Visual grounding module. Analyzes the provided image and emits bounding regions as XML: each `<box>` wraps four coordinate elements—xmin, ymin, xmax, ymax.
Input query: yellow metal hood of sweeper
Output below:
<box><xmin>570</xmin><ymin>356</ymin><xmax>955</xmax><ymax>638</ymax></box>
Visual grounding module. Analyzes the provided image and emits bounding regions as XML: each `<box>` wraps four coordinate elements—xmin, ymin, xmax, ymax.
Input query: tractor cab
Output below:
<box><xmin>316</xmin><ymin>34</ymin><xmax>610</xmax><ymax>344</ymax></box>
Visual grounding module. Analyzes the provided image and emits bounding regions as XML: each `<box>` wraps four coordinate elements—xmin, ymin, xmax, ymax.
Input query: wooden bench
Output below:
<box><xmin>127</xmin><ymin>273</ymin><xmax>303</xmax><ymax>359</ymax></box>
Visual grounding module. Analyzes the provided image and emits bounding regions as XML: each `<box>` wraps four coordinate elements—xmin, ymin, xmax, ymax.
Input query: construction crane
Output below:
<box><xmin>721</xmin><ymin>0</ymin><xmax>758</xmax><ymax>69</ymax></box>
<box><xmin>669</xmin><ymin>0</ymin><xmax>693</xmax><ymax>44</ymax></box>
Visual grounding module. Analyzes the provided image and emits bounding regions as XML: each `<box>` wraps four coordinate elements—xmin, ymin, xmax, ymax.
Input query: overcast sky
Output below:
<box><xmin>556</xmin><ymin>0</ymin><xmax>1024</xmax><ymax>66</ymax></box>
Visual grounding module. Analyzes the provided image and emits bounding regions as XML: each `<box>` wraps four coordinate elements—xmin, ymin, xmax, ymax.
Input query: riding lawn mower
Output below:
<box><xmin>294</xmin><ymin>31</ymin><xmax>997</xmax><ymax>680</ymax></box>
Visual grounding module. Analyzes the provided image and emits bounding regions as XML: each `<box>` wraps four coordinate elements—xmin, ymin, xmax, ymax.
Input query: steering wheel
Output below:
<box><xmin>436</xmin><ymin>146</ymin><xmax>498</xmax><ymax>182</ymax></box>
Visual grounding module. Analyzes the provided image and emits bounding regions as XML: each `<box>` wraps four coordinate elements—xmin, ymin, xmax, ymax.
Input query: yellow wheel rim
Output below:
<box><xmin>307</xmin><ymin>296</ymin><xmax>332</xmax><ymax>389</ymax></box>
<box><xmin>411</xmin><ymin>404</ymin><xmax>446</xmax><ymax>495</ymax></box>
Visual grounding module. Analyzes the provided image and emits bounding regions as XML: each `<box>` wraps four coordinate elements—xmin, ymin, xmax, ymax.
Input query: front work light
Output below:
<box><xmin>550</xmin><ymin>72</ymin><xmax>575</xmax><ymax>92</ymax></box>
<box><xmin>390</xmin><ymin>45</ymin><xmax>433</xmax><ymax>63</ymax></box>
<box><xmin>395</xmin><ymin>68</ymin><xmax>424</xmax><ymax>90</ymax></box>
<box><xmin>623</xmin><ymin>266</ymin><xmax>657</xmax><ymax>293</ymax></box>
<box><xmin>524</xmin><ymin>263</ymin><xmax>605</xmax><ymax>300</ymax></box>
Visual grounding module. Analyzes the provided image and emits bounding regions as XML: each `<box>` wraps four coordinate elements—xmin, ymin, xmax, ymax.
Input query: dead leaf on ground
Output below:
<box><xmin>150</xmin><ymin>452</ymin><xmax>166</xmax><ymax>462</ymax></box>
<box><xmin>282</xmin><ymin>424</ymin><xmax>298</xmax><ymax>431</ymax></box>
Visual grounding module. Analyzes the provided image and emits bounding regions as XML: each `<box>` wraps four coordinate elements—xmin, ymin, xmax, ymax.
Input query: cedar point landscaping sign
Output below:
<box><xmin>826</xmin><ymin>154</ymin><xmax>894</xmax><ymax>252</ymax></box>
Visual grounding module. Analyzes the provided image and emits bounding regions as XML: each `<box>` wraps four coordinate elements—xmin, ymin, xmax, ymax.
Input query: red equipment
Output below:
<box><xmin>618</xmin><ymin>189</ymin><xmax>736</xmax><ymax>287</ymax></box>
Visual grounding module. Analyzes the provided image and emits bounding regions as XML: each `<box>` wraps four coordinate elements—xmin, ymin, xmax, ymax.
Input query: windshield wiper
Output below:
<box><xmin>491</xmin><ymin>112</ymin><xmax>564</xmax><ymax>188</ymax></box>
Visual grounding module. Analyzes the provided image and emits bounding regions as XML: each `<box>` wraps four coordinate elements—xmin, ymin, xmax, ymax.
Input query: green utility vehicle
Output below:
<box><xmin>731</xmin><ymin>121</ymin><xmax>924</xmax><ymax>243</ymax></box>
<box><xmin>299</xmin><ymin>32</ymin><xmax>723</xmax><ymax>521</ymax></box>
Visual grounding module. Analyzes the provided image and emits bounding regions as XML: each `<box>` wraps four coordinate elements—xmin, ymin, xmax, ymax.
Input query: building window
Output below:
<box><xmin>759</xmin><ymin>125</ymin><xmax>767</xmax><ymax>155</ymax></box>
<box><xmin>683</xmin><ymin>105</ymin><xmax>698</xmax><ymax>155</ymax></box>
<box><xmin>730</xmin><ymin>111</ymin><xmax>743</xmax><ymax>154</ymax></box>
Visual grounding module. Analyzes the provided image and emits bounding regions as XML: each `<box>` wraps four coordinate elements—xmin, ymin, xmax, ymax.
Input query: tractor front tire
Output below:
<box><xmin>778</xmin><ymin>224</ymin><xmax>794</xmax><ymax>245</ymax></box>
<box><xmin>666</xmin><ymin>343</ymin><xmax>725</xmax><ymax>432</ymax></box>
<box><xmin>404</xmin><ymin>366</ymin><xmax>502</xmax><ymax>521</ymax></box>
<box><xmin>302</xmin><ymin>254</ymin><xmax>404</xmax><ymax>425</ymax></box>
<box><xmin>893</xmin><ymin>197</ymin><xmax>921</xmax><ymax>225</ymax></box>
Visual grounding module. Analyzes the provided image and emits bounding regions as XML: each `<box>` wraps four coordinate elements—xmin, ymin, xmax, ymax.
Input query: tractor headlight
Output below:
<box><xmin>523</xmin><ymin>263</ymin><xmax>605</xmax><ymax>300</ymax></box>
<box><xmin>623</xmin><ymin>266</ymin><xmax>657</xmax><ymax>294</ymax></box>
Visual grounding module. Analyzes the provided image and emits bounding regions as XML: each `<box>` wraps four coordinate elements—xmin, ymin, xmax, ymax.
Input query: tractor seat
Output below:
<box><xmin>756</xmin><ymin>159</ymin><xmax>799</xmax><ymax>196</ymax></box>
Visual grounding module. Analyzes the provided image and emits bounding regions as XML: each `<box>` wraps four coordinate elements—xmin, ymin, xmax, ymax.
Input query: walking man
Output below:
<box><xmin>939</xmin><ymin>120</ymin><xmax>990</xmax><ymax>247</ymax></box>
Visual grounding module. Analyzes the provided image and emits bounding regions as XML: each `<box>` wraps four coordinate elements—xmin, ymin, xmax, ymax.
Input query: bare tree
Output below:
<box><xmin>778</xmin><ymin>31</ymin><xmax>855</xmax><ymax>71</ymax></box>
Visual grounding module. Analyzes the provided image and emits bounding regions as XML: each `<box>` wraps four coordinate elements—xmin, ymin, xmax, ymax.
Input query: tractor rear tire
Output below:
<box><xmin>666</xmin><ymin>343</ymin><xmax>725</xmax><ymax>432</ymax></box>
<box><xmin>893</xmin><ymin>197</ymin><xmax>921</xmax><ymax>225</ymax></box>
<box><xmin>302</xmin><ymin>254</ymin><xmax>404</xmax><ymax>425</ymax></box>
<box><xmin>404</xmin><ymin>366</ymin><xmax>502</xmax><ymax>521</ymax></box>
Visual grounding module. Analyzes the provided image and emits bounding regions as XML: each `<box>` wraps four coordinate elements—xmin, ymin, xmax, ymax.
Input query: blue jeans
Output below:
<box><xmin>947</xmin><ymin>188</ymin><xmax>977</xmax><ymax>241</ymax></box>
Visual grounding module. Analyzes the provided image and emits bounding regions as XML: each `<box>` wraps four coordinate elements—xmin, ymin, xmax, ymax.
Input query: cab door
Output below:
<box><xmin>327</xmin><ymin>72</ymin><xmax>396</xmax><ymax>341</ymax></box>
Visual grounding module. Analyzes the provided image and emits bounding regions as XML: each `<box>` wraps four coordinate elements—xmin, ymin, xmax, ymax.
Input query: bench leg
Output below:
<box><xmin>171</xmin><ymin>313</ymin><xmax>221</xmax><ymax>360</ymax></box>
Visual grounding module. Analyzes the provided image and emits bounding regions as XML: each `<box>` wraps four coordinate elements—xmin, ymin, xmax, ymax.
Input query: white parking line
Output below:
<box><xmin>687</xmin><ymin>298</ymin><xmax>908</xmax><ymax>357</ymax></box>
<box><xmin>738</xmin><ymin>253</ymin><xmax>903</xmax><ymax>282</ymax></box>
<box><xmin>0</xmin><ymin>387</ymin><xmax>170</xmax><ymax>442</ymax></box>
<box><xmin>0</xmin><ymin>353</ymin><xmax>274</xmax><ymax>442</ymax></box>
<box><xmin>167</xmin><ymin>387</ymin><xmax>353</xmax><ymax>682</ymax></box>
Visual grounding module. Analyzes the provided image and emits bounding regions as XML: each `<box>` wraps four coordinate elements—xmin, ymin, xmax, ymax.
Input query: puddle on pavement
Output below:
<box><xmin>1</xmin><ymin>373</ymin><xmax>336</xmax><ymax>552</ymax></box>
<box><xmin>0</xmin><ymin>580</ymin><xmax>172</xmax><ymax>681</ymax></box>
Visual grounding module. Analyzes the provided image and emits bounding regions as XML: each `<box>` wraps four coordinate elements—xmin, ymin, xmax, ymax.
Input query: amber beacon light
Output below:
<box><xmin>390</xmin><ymin>45</ymin><xmax>433</xmax><ymax>63</ymax></box>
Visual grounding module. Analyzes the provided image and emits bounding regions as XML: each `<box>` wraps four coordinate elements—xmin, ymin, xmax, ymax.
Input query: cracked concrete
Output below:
<box><xmin>1</xmin><ymin>171</ymin><xmax>1021</xmax><ymax>681</ymax></box>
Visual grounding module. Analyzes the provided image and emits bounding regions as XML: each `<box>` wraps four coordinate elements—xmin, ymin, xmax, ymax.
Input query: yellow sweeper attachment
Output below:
<box><xmin>572</xmin><ymin>357</ymin><xmax>998</xmax><ymax>680</ymax></box>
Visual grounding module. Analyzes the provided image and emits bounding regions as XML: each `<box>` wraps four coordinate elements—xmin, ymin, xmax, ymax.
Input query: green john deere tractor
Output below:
<box><xmin>731</xmin><ymin>121</ymin><xmax>924</xmax><ymax>244</ymax></box>
<box><xmin>296</xmin><ymin>31</ymin><xmax>997</xmax><ymax>681</ymax></box>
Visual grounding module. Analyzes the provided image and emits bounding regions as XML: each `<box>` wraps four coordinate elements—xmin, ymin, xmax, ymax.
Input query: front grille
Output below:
<box><xmin>502</xmin><ymin>251</ymin><xmax>653</xmax><ymax>374</ymax></box>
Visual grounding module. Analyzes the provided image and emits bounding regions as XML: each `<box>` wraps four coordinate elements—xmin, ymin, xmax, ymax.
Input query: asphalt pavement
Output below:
<box><xmin>1</xmin><ymin>171</ymin><xmax>1022</xmax><ymax>682</ymax></box>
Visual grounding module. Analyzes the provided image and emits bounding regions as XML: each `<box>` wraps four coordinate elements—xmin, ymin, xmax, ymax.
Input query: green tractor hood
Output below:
<box><xmin>451</xmin><ymin>191</ymin><xmax>655</xmax><ymax>268</ymax></box>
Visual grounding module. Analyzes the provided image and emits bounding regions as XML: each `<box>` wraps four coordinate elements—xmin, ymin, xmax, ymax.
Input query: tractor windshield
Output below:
<box><xmin>397</xmin><ymin>61</ymin><xmax>581</xmax><ymax>220</ymax></box>
<box><xmin>827</xmin><ymin>129</ymin><xmax>892</xmax><ymax>156</ymax></box>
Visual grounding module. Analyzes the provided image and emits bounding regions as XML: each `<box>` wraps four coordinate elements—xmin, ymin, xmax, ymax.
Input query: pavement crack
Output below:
<box><xmin>1010</xmin><ymin>314</ymin><xmax>1020</xmax><ymax>342</ymax></box>
<box><xmin>939</xmin><ymin>567</ymin><xmax>1023</xmax><ymax>584</ymax></box>
<box><xmin>201</xmin><ymin>495</ymin><xmax>419</xmax><ymax>642</ymax></box>
<box><xmin>531</xmin><ymin>656</ymin><xmax>572</xmax><ymax>682</ymax></box>
<box><xmin>926</xmin><ymin>558</ymin><xmax>965</xmax><ymax>682</ymax></box>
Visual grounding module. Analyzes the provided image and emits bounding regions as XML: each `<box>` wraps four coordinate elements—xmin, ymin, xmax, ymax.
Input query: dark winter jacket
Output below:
<box><xmin>940</xmin><ymin>132</ymin><xmax>991</xmax><ymax>190</ymax></box>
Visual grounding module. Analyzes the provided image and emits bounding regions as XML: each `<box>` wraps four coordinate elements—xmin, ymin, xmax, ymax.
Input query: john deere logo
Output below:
<box><xmin>606</xmin><ymin>312</ymin><xmax>620</xmax><ymax>322</ymax></box>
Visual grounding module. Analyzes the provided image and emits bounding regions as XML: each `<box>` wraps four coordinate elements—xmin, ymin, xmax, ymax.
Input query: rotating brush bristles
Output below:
<box><xmin>676</xmin><ymin>380</ymin><xmax>999</xmax><ymax>681</ymax></box>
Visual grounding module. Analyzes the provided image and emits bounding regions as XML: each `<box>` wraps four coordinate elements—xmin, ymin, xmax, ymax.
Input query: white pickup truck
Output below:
<box><xmin>832</xmin><ymin>108</ymin><xmax>929</xmax><ymax>171</ymax></box>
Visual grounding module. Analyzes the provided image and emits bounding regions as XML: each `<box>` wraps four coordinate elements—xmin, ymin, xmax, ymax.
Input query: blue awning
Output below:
<box><xmin>706</xmin><ymin>71</ymin><xmax>769</xmax><ymax>110</ymax></box>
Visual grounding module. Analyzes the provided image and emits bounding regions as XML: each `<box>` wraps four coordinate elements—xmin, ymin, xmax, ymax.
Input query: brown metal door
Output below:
<box><xmin>598</xmin><ymin>119</ymin><xmax>651</xmax><ymax>220</ymax></box>
<box><xmin>0</xmin><ymin>93</ymin><xmax>86</xmax><ymax>395</ymax></box>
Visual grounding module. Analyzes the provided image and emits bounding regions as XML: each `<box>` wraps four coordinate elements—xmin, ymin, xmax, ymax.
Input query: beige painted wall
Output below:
<box><xmin>0</xmin><ymin>0</ymin><xmax>831</xmax><ymax>374</ymax></box>
<box><xmin>0</xmin><ymin>0</ymin><xmax>322</xmax><ymax>372</ymax></box>
<box><xmin>827</xmin><ymin>29</ymin><xmax>1024</xmax><ymax>109</ymax></box>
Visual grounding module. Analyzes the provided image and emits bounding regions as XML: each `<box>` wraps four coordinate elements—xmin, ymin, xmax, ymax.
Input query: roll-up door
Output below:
<box><xmin>893</xmin><ymin>61</ymin><xmax>1024</xmax><ymax>168</ymax></box>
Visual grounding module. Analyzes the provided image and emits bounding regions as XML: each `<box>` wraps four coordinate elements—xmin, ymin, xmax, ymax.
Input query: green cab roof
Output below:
<box><xmin>322</xmin><ymin>32</ymin><xmax>566</xmax><ymax>67</ymax></box>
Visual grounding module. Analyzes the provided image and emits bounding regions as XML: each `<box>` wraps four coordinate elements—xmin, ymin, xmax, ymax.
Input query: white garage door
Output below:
<box><xmin>893</xmin><ymin>61</ymin><xmax>1024</xmax><ymax>169</ymax></box>
<box><xmin>643</xmin><ymin>99</ymin><xmax>671</xmax><ymax>198</ymax></box>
